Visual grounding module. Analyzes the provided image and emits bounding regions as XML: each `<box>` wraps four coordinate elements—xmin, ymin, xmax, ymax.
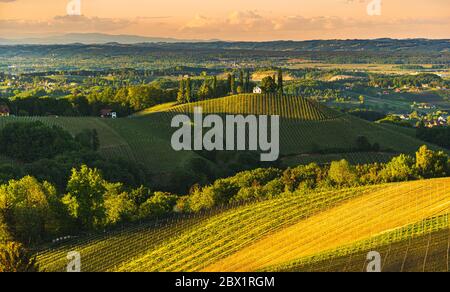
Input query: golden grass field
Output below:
<box><xmin>94</xmin><ymin>178</ymin><xmax>450</xmax><ymax>272</ymax></box>
<box><xmin>204</xmin><ymin>178</ymin><xmax>450</xmax><ymax>272</ymax></box>
<box><xmin>35</xmin><ymin>178</ymin><xmax>450</xmax><ymax>272</ymax></box>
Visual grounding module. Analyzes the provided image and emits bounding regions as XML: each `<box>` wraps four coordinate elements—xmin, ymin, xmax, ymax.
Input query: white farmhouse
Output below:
<box><xmin>253</xmin><ymin>86</ymin><xmax>262</xmax><ymax>94</ymax></box>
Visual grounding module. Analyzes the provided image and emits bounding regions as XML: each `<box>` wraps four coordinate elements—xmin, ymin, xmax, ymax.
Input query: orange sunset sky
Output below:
<box><xmin>0</xmin><ymin>0</ymin><xmax>449</xmax><ymax>40</ymax></box>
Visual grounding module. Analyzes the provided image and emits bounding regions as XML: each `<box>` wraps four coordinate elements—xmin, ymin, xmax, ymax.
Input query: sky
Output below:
<box><xmin>0</xmin><ymin>0</ymin><xmax>449</xmax><ymax>40</ymax></box>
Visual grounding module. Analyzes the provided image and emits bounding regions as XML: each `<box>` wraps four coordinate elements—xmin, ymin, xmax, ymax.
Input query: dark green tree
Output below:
<box><xmin>177</xmin><ymin>78</ymin><xmax>186</xmax><ymax>104</ymax></box>
<box><xmin>185</xmin><ymin>77</ymin><xmax>192</xmax><ymax>103</ymax></box>
<box><xmin>245</xmin><ymin>70</ymin><xmax>251</xmax><ymax>93</ymax></box>
<box><xmin>198</xmin><ymin>78</ymin><xmax>212</xmax><ymax>100</ymax></box>
<box><xmin>260</xmin><ymin>76</ymin><xmax>277</xmax><ymax>94</ymax></box>
<box><xmin>415</xmin><ymin>145</ymin><xmax>449</xmax><ymax>178</ymax></box>
<box><xmin>239</xmin><ymin>70</ymin><xmax>244</xmax><ymax>89</ymax></box>
<box><xmin>75</xmin><ymin>129</ymin><xmax>100</xmax><ymax>151</ymax></box>
<box><xmin>62</xmin><ymin>165</ymin><xmax>107</xmax><ymax>230</ymax></box>
<box><xmin>277</xmin><ymin>69</ymin><xmax>284</xmax><ymax>95</ymax></box>
<box><xmin>92</xmin><ymin>129</ymin><xmax>100</xmax><ymax>151</ymax></box>
<box><xmin>0</xmin><ymin>122</ymin><xmax>78</xmax><ymax>163</ymax></box>
<box><xmin>0</xmin><ymin>176</ymin><xmax>60</xmax><ymax>244</ymax></box>
<box><xmin>230</xmin><ymin>74</ymin><xmax>236</xmax><ymax>95</ymax></box>
<box><xmin>212</xmin><ymin>76</ymin><xmax>218</xmax><ymax>97</ymax></box>
<box><xmin>356</xmin><ymin>136</ymin><xmax>372</xmax><ymax>151</ymax></box>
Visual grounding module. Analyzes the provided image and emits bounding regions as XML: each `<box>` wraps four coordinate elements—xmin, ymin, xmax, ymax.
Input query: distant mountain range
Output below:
<box><xmin>165</xmin><ymin>39</ymin><xmax>450</xmax><ymax>52</ymax></box>
<box><xmin>0</xmin><ymin>34</ymin><xmax>448</xmax><ymax>53</ymax></box>
<box><xmin>0</xmin><ymin>33</ymin><xmax>217</xmax><ymax>45</ymax></box>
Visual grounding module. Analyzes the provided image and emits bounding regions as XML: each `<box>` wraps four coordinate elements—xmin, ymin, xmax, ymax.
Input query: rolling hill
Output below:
<box><xmin>204</xmin><ymin>178</ymin><xmax>450</xmax><ymax>272</ymax></box>
<box><xmin>35</xmin><ymin>177</ymin><xmax>450</xmax><ymax>272</ymax></box>
<box><xmin>271</xmin><ymin>216</ymin><xmax>450</xmax><ymax>272</ymax></box>
<box><xmin>133</xmin><ymin>94</ymin><xmax>446</xmax><ymax>165</ymax></box>
<box><xmin>0</xmin><ymin>94</ymin><xmax>445</xmax><ymax>178</ymax></box>
<box><xmin>3</xmin><ymin>39</ymin><xmax>448</xmax><ymax>52</ymax></box>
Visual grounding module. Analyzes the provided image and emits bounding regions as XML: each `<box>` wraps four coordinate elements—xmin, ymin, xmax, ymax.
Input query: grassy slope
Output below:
<box><xmin>0</xmin><ymin>116</ymin><xmax>130</xmax><ymax>157</ymax></box>
<box><xmin>338</xmin><ymin>229</ymin><xmax>450</xmax><ymax>272</ymax></box>
<box><xmin>36</xmin><ymin>178</ymin><xmax>450</xmax><ymax>272</ymax></box>
<box><xmin>36</xmin><ymin>214</ymin><xmax>210</xmax><ymax>272</ymax></box>
<box><xmin>203</xmin><ymin>178</ymin><xmax>450</xmax><ymax>272</ymax></box>
<box><xmin>0</xmin><ymin>116</ymin><xmax>203</xmax><ymax>173</ymax></box>
<box><xmin>271</xmin><ymin>216</ymin><xmax>450</xmax><ymax>272</ymax></box>
<box><xmin>37</xmin><ymin>186</ymin><xmax>382</xmax><ymax>272</ymax></box>
<box><xmin>131</xmin><ymin>101</ymin><xmax>177</xmax><ymax>116</ymax></box>
<box><xmin>135</xmin><ymin>94</ymin><xmax>444</xmax><ymax>157</ymax></box>
<box><xmin>0</xmin><ymin>94</ymin><xmax>445</xmax><ymax>173</ymax></box>
<box><xmin>378</xmin><ymin>123</ymin><xmax>417</xmax><ymax>138</ymax></box>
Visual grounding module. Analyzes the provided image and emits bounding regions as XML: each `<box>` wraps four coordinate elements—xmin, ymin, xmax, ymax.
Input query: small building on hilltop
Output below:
<box><xmin>0</xmin><ymin>105</ymin><xmax>10</xmax><ymax>117</ymax></box>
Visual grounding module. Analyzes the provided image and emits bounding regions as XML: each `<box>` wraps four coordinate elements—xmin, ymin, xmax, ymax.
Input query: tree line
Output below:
<box><xmin>0</xmin><ymin>122</ymin><xmax>150</xmax><ymax>191</ymax></box>
<box><xmin>369</xmin><ymin>73</ymin><xmax>447</xmax><ymax>89</ymax></box>
<box><xmin>176</xmin><ymin>69</ymin><xmax>287</xmax><ymax>104</ymax></box>
<box><xmin>0</xmin><ymin>84</ymin><xmax>177</xmax><ymax>117</ymax></box>
<box><xmin>0</xmin><ymin>141</ymin><xmax>448</xmax><ymax>247</ymax></box>
<box><xmin>177</xmin><ymin>70</ymin><xmax>257</xmax><ymax>104</ymax></box>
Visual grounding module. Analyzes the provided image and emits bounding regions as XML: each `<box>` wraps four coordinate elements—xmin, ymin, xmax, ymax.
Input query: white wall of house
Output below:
<box><xmin>253</xmin><ymin>86</ymin><xmax>262</xmax><ymax>94</ymax></box>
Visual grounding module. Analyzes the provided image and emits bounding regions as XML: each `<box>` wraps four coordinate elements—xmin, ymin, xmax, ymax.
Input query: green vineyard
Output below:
<box><xmin>35</xmin><ymin>178</ymin><xmax>450</xmax><ymax>272</ymax></box>
<box><xmin>139</xmin><ymin>94</ymin><xmax>341</xmax><ymax>121</ymax></box>
<box><xmin>0</xmin><ymin>94</ymin><xmax>446</xmax><ymax>174</ymax></box>
<box><xmin>271</xmin><ymin>216</ymin><xmax>450</xmax><ymax>272</ymax></box>
<box><xmin>36</xmin><ymin>185</ymin><xmax>374</xmax><ymax>271</ymax></box>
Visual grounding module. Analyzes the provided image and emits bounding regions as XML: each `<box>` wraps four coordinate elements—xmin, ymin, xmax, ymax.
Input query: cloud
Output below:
<box><xmin>179</xmin><ymin>11</ymin><xmax>450</xmax><ymax>40</ymax></box>
<box><xmin>0</xmin><ymin>0</ymin><xmax>17</xmax><ymax>2</ymax></box>
<box><xmin>52</xmin><ymin>15</ymin><xmax>132</xmax><ymax>31</ymax></box>
<box><xmin>0</xmin><ymin>9</ymin><xmax>448</xmax><ymax>41</ymax></box>
<box><xmin>273</xmin><ymin>16</ymin><xmax>346</xmax><ymax>31</ymax></box>
<box><xmin>180</xmin><ymin>11</ymin><xmax>362</xmax><ymax>36</ymax></box>
<box><xmin>180</xmin><ymin>11</ymin><xmax>347</xmax><ymax>36</ymax></box>
<box><xmin>181</xmin><ymin>10</ymin><xmax>275</xmax><ymax>35</ymax></box>
<box><xmin>0</xmin><ymin>15</ymin><xmax>133</xmax><ymax>35</ymax></box>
